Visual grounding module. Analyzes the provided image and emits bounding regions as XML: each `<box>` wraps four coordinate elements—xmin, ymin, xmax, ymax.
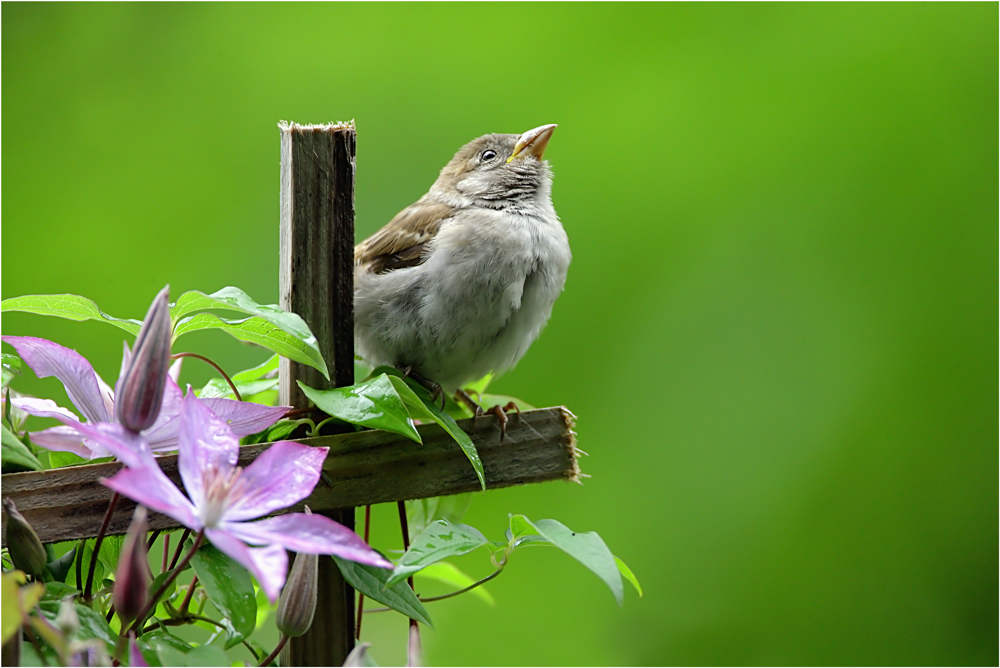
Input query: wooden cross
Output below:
<box><xmin>0</xmin><ymin>122</ymin><xmax>579</xmax><ymax>667</ymax></box>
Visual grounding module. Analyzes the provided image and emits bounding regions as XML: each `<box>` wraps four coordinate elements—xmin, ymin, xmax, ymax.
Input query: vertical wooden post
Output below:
<box><xmin>278</xmin><ymin>121</ymin><xmax>357</xmax><ymax>666</ymax></box>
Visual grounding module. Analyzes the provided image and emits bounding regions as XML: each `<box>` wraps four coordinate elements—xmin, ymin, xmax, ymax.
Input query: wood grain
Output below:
<box><xmin>0</xmin><ymin>407</ymin><xmax>579</xmax><ymax>546</ymax></box>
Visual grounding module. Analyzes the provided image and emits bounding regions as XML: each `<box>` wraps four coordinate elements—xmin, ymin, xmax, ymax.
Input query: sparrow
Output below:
<box><xmin>354</xmin><ymin>124</ymin><xmax>571</xmax><ymax>419</ymax></box>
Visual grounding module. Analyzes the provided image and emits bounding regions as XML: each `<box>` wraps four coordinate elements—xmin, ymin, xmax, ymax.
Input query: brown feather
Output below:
<box><xmin>355</xmin><ymin>201</ymin><xmax>454</xmax><ymax>274</ymax></box>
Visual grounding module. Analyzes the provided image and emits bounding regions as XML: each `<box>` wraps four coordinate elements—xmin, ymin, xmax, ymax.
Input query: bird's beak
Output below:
<box><xmin>508</xmin><ymin>124</ymin><xmax>557</xmax><ymax>163</ymax></box>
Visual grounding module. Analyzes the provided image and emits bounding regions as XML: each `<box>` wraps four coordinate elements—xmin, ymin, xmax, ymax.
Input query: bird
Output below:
<box><xmin>354</xmin><ymin>124</ymin><xmax>571</xmax><ymax>432</ymax></box>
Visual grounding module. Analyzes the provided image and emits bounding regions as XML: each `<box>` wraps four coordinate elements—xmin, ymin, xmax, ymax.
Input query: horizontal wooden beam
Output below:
<box><xmin>1</xmin><ymin>407</ymin><xmax>580</xmax><ymax>546</ymax></box>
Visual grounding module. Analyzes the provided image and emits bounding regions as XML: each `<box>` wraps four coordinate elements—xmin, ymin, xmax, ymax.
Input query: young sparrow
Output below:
<box><xmin>354</xmin><ymin>124</ymin><xmax>571</xmax><ymax>408</ymax></box>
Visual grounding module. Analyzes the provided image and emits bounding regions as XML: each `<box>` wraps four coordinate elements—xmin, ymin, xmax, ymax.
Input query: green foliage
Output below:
<box><xmin>190</xmin><ymin>544</ymin><xmax>258</xmax><ymax>649</ymax></box>
<box><xmin>298</xmin><ymin>375</ymin><xmax>421</xmax><ymax>443</ymax></box>
<box><xmin>387</xmin><ymin>519</ymin><xmax>488</xmax><ymax>588</ymax></box>
<box><xmin>332</xmin><ymin>556</ymin><xmax>434</xmax><ymax>628</ymax></box>
<box><xmin>0</xmin><ymin>294</ymin><xmax>141</xmax><ymax>335</ymax></box>
<box><xmin>1</xmin><ymin>422</ymin><xmax>42</xmax><ymax>472</ymax></box>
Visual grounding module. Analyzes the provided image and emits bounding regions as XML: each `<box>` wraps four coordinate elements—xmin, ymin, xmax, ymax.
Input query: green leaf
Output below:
<box><xmin>233</xmin><ymin>353</ymin><xmax>280</xmax><ymax>381</ymax></box>
<box><xmin>198</xmin><ymin>354</ymin><xmax>280</xmax><ymax>399</ymax></box>
<box><xmin>387</xmin><ymin>519</ymin><xmax>488</xmax><ymax>588</ymax></box>
<box><xmin>190</xmin><ymin>543</ymin><xmax>257</xmax><ymax>649</ymax></box>
<box><xmin>332</xmin><ymin>556</ymin><xmax>433</xmax><ymax>628</ymax></box>
<box><xmin>48</xmin><ymin>451</ymin><xmax>101</xmax><ymax>468</ymax></box>
<box><xmin>507</xmin><ymin>513</ymin><xmax>550</xmax><ymax>549</ymax></box>
<box><xmin>2</xmin><ymin>422</ymin><xmax>42</xmax><ymax>471</ymax></box>
<box><xmin>39</xmin><ymin>599</ymin><xmax>118</xmax><ymax>648</ymax></box>
<box><xmin>385</xmin><ymin>374</ymin><xmax>485</xmax><ymax>491</ymax></box>
<box><xmin>173</xmin><ymin>313</ymin><xmax>328</xmax><ymax>379</ymax></box>
<box><xmin>414</xmin><ymin>561</ymin><xmax>495</xmax><ymax>605</ymax></box>
<box><xmin>462</xmin><ymin>373</ymin><xmax>494</xmax><ymax>397</ymax></box>
<box><xmin>2</xmin><ymin>571</ymin><xmax>26</xmax><ymax>643</ymax></box>
<box><xmin>298</xmin><ymin>375</ymin><xmax>421</xmax><ymax>443</ymax></box>
<box><xmin>66</xmin><ymin>541</ymin><xmax>105</xmax><ymax>590</ymax></box>
<box><xmin>97</xmin><ymin>535</ymin><xmax>124</xmax><ymax>577</ymax></box>
<box><xmin>198</xmin><ymin>377</ymin><xmax>279</xmax><ymax>400</ymax></box>
<box><xmin>1</xmin><ymin>294</ymin><xmax>141</xmax><ymax>335</ymax></box>
<box><xmin>2</xmin><ymin>353</ymin><xmax>22</xmax><ymax>389</ymax></box>
<box><xmin>171</xmin><ymin>288</ymin><xmax>328</xmax><ymax>378</ymax></box>
<box><xmin>523</xmin><ymin>517</ymin><xmax>624</xmax><ymax>606</ymax></box>
<box><xmin>614</xmin><ymin>555</ymin><xmax>643</xmax><ymax>597</ymax></box>
<box><xmin>140</xmin><ymin>628</ymin><xmax>195</xmax><ymax>664</ymax></box>
<box><xmin>156</xmin><ymin>644</ymin><xmax>230</xmax><ymax>667</ymax></box>
<box><xmin>40</xmin><ymin>581</ymin><xmax>79</xmax><ymax>600</ymax></box>
<box><xmin>406</xmin><ymin>493</ymin><xmax>474</xmax><ymax>537</ymax></box>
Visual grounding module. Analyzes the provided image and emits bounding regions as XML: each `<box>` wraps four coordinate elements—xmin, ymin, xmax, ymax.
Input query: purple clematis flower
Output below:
<box><xmin>95</xmin><ymin>391</ymin><xmax>392</xmax><ymax>601</ymax></box>
<box><xmin>2</xmin><ymin>336</ymin><xmax>289</xmax><ymax>462</ymax></box>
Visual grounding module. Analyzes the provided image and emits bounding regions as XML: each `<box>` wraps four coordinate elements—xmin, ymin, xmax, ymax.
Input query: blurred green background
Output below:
<box><xmin>3</xmin><ymin>3</ymin><xmax>996</xmax><ymax>666</ymax></box>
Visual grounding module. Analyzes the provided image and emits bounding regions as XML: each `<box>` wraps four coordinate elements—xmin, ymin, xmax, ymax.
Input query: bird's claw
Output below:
<box><xmin>401</xmin><ymin>367</ymin><xmax>446</xmax><ymax>411</ymax></box>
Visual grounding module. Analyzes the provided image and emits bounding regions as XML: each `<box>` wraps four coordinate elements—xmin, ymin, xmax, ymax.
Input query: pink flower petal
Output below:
<box><xmin>222</xmin><ymin>442</ymin><xmax>327</xmax><ymax>522</ymax></box>
<box><xmin>58</xmin><ymin>421</ymin><xmax>153</xmax><ymax>469</ymax></box>
<box><xmin>101</xmin><ymin>465</ymin><xmax>200</xmax><ymax>530</ymax></box>
<box><xmin>205</xmin><ymin>528</ymin><xmax>288</xmax><ymax>603</ymax></box>
<box><xmin>2</xmin><ymin>336</ymin><xmax>110</xmax><ymax>423</ymax></box>
<box><xmin>10</xmin><ymin>397</ymin><xmax>80</xmax><ymax>423</ymax></box>
<box><xmin>222</xmin><ymin>514</ymin><xmax>393</xmax><ymax>569</ymax></box>
<box><xmin>176</xmin><ymin>392</ymin><xmax>239</xmax><ymax>509</ymax></box>
<box><xmin>200</xmin><ymin>399</ymin><xmax>290</xmax><ymax>439</ymax></box>
<box><xmin>29</xmin><ymin>426</ymin><xmax>95</xmax><ymax>459</ymax></box>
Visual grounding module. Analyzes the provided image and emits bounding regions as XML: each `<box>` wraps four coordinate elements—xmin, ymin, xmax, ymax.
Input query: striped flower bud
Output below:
<box><xmin>113</xmin><ymin>506</ymin><xmax>150</xmax><ymax>626</ymax></box>
<box><xmin>275</xmin><ymin>550</ymin><xmax>318</xmax><ymax>638</ymax></box>
<box><xmin>116</xmin><ymin>286</ymin><xmax>171</xmax><ymax>433</ymax></box>
<box><xmin>2</xmin><ymin>497</ymin><xmax>47</xmax><ymax>578</ymax></box>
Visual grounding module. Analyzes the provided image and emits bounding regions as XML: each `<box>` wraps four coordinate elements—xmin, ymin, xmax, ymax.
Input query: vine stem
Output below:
<box><xmin>258</xmin><ymin>635</ymin><xmax>289</xmax><ymax>667</ymax></box>
<box><xmin>355</xmin><ymin>504</ymin><xmax>372</xmax><ymax>639</ymax></box>
<box><xmin>85</xmin><ymin>492</ymin><xmax>120</xmax><ymax>601</ymax></box>
<box><xmin>362</xmin><ymin>562</ymin><xmax>506</xmax><ymax>612</ymax></box>
<box><xmin>168</xmin><ymin>529</ymin><xmax>191</xmax><ymax>570</ymax></box>
<box><xmin>397</xmin><ymin>501</ymin><xmax>421</xmax><ymax>667</ymax></box>
<box><xmin>178</xmin><ymin>574</ymin><xmax>198</xmax><ymax>614</ymax></box>
<box><xmin>171</xmin><ymin>352</ymin><xmax>241</xmax><ymax>401</ymax></box>
<box><xmin>127</xmin><ymin>529</ymin><xmax>204</xmax><ymax>636</ymax></box>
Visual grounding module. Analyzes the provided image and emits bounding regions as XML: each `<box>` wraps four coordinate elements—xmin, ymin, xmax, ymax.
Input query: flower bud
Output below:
<box><xmin>116</xmin><ymin>286</ymin><xmax>172</xmax><ymax>433</ymax></box>
<box><xmin>113</xmin><ymin>506</ymin><xmax>150</xmax><ymax>626</ymax></box>
<box><xmin>275</xmin><ymin>551</ymin><xmax>317</xmax><ymax>637</ymax></box>
<box><xmin>2</xmin><ymin>497</ymin><xmax>47</xmax><ymax>578</ymax></box>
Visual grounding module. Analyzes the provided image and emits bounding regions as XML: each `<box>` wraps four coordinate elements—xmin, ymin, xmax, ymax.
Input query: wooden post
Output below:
<box><xmin>278</xmin><ymin>121</ymin><xmax>357</xmax><ymax>666</ymax></box>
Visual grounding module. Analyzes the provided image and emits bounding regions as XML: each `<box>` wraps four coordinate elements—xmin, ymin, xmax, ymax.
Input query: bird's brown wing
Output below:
<box><xmin>355</xmin><ymin>201</ymin><xmax>454</xmax><ymax>275</ymax></box>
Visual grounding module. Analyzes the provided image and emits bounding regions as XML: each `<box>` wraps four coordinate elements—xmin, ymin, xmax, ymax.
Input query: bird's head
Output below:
<box><xmin>431</xmin><ymin>124</ymin><xmax>557</xmax><ymax>209</ymax></box>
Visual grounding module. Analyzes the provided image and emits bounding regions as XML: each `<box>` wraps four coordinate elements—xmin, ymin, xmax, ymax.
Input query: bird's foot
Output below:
<box><xmin>456</xmin><ymin>389</ymin><xmax>520</xmax><ymax>444</ymax></box>
<box><xmin>400</xmin><ymin>366</ymin><xmax>446</xmax><ymax>411</ymax></box>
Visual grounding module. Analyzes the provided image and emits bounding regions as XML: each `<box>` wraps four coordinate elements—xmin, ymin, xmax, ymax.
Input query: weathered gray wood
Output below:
<box><xmin>0</xmin><ymin>408</ymin><xmax>579</xmax><ymax>546</ymax></box>
<box><xmin>278</xmin><ymin>120</ymin><xmax>357</xmax><ymax>666</ymax></box>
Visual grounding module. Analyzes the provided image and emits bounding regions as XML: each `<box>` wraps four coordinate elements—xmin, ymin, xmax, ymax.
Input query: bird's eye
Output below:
<box><xmin>480</xmin><ymin>149</ymin><xmax>497</xmax><ymax>162</ymax></box>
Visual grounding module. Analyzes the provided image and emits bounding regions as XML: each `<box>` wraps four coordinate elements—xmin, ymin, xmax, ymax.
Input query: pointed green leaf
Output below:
<box><xmin>171</xmin><ymin>288</ymin><xmax>326</xmax><ymax>377</ymax></box>
<box><xmin>1</xmin><ymin>294</ymin><xmax>142</xmax><ymax>335</ymax></box>
<box><xmin>173</xmin><ymin>313</ymin><xmax>327</xmax><ymax>379</ymax></box>
<box><xmin>2</xmin><ymin>423</ymin><xmax>42</xmax><ymax>471</ymax></box>
<box><xmin>524</xmin><ymin>517</ymin><xmax>624</xmax><ymax>606</ymax></box>
<box><xmin>387</xmin><ymin>519</ymin><xmax>488</xmax><ymax>587</ymax></box>
<box><xmin>39</xmin><ymin>599</ymin><xmax>117</xmax><ymax>648</ymax></box>
<box><xmin>299</xmin><ymin>375</ymin><xmax>421</xmax><ymax>443</ymax></box>
<box><xmin>190</xmin><ymin>544</ymin><xmax>257</xmax><ymax>648</ymax></box>
<box><xmin>614</xmin><ymin>555</ymin><xmax>643</xmax><ymax>597</ymax></box>
<box><xmin>332</xmin><ymin>556</ymin><xmax>433</xmax><ymax>628</ymax></box>
<box><xmin>386</xmin><ymin>374</ymin><xmax>485</xmax><ymax>490</ymax></box>
<box><xmin>2</xmin><ymin>353</ymin><xmax>22</xmax><ymax>389</ymax></box>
